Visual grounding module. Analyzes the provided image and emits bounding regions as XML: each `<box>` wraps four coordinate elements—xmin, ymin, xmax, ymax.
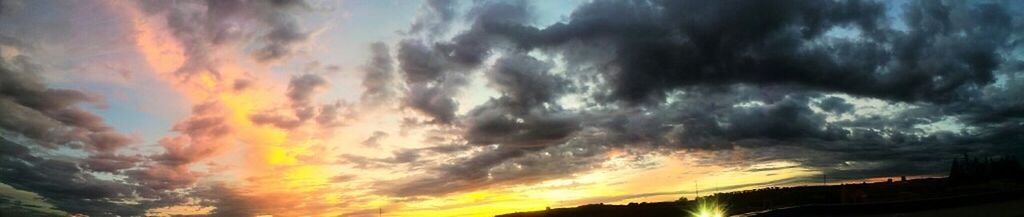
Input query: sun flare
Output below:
<box><xmin>690</xmin><ymin>199</ymin><xmax>727</xmax><ymax>217</ymax></box>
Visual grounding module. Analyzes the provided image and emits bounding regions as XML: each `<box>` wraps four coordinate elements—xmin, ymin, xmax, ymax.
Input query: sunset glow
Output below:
<box><xmin>1</xmin><ymin>0</ymin><xmax>1022</xmax><ymax>216</ymax></box>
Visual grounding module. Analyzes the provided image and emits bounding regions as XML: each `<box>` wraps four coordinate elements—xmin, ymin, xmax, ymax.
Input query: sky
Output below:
<box><xmin>0</xmin><ymin>0</ymin><xmax>1022</xmax><ymax>216</ymax></box>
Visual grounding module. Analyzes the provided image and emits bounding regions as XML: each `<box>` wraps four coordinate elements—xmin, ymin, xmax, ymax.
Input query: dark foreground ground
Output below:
<box><xmin>852</xmin><ymin>199</ymin><xmax>1024</xmax><ymax>217</ymax></box>
<box><xmin>497</xmin><ymin>178</ymin><xmax>1024</xmax><ymax>217</ymax></box>
<box><xmin>738</xmin><ymin>189</ymin><xmax>1024</xmax><ymax>217</ymax></box>
<box><xmin>763</xmin><ymin>199</ymin><xmax>1024</xmax><ymax>217</ymax></box>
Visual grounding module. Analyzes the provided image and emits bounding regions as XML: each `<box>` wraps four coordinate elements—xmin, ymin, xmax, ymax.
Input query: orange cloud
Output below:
<box><xmin>107</xmin><ymin>1</ymin><xmax>345</xmax><ymax>215</ymax></box>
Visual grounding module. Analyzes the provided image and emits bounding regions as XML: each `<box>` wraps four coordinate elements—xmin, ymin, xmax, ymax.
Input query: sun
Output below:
<box><xmin>690</xmin><ymin>199</ymin><xmax>726</xmax><ymax>217</ymax></box>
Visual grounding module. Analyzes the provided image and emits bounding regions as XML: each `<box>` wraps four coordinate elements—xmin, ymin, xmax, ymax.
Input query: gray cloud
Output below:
<box><xmin>252</xmin><ymin>9</ymin><xmax>309</xmax><ymax>63</ymax></box>
<box><xmin>0</xmin><ymin>150</ymin><xmax>121</xmax><ymax>215</ymax></box>
<box><xmin>461</xmin><ymin>53</ymin><xmax>577</xmax><ymax>147</ymax></box>
<box><xmin>486</xmin><ymin>53</ymin><xmax>567</xmax><ymax>109</ymax></box>
<box><xmin>0</xmin><ymin>55</ymin><xmax>136</xmax><ymax>153</ymax></box>
<box><xmin>463</xmin><ymin>98</ymin><xmax>579</xmax><ymax>148</ymax></box>
<box><xmin>140</xmin><ymin>0</ymin><xmax>313</xmax><ymax>78</ymax></box>
<box><xmin>394</xmin><ymin>39</ymin><xmax>465</xmax><ymax>124</ymax></box>
<box><xmin>473</xmin><ymin>0</ymin><xmax>1012</xmax><ymax>104</ymax></box>
<box><xmin>316</xmin><ymin>100</ymin><xmax>353</xmax><ymax>128</ymax></box>
<box><xmin>397</xmin><ymin>40</ymin><xmax>447</xmax><ymax>84</ymax></box>
<box><xmin>408</xmin><ymin>0</ymin><xmax>459</xmax><ymax>38</ymax></box>
<box><xmin>361</xmin><ymin>131</ymin><xmax>389</xmax><ymax>148</ymax></box>
<box><xmin>4</xmin><ymin>0</ymin><xmax>1023</xmax><ymax>214</ymax></box>
<box><xmin>375</xmin><ymin>0</ymin><xmax>1024</xmax><ymax>198</ymax></box>
<box><xmin>250</xmin><ymin>73</ymin><xmax>332</xmax><ymax>129</ymax></box>
<box><xmin>191</xmin><ymin>184</ymin><xmax>259</xmax><ymax>217</ymax></box>
<box><xmin>0</xmin><ymin>41</ymin><xmax>231</xmax><ymax>215</ymax></box>
<box><xmin>1</xmin><ymin>134</ymin><xmax>178</xmax><ymax>216</ymax></box>
<box><xmin>360</xmin><ymin>42</ymin><xmax>398</xmax><ymax>106</ymax></box>
<box><xmin>816</xmin><ymin>96</ymin><xmax>854</xmax><ymax>114</ymax></box>
<box><xmin>287</xmin><ymin>73</ymin><xmax>328</xmax><ymax>105</ymax></box>
<box><xmin>381</xmin><ymin>136</ymin><xmax>613</xmax><ymax>197</ymax></box>
<box><xmin>562</xmin><ymin>176</ymin><xmax>811</xmax><ymax>206</ymax></box>
<box><xmin>404</xmin><ymin>82</ymin><xmax>461</xmax><ymax>124</ymax></box>
<box><xmin>394</xmin><ymin>0</ymin><xmax>539</xmax><ymax>124</ymax></box>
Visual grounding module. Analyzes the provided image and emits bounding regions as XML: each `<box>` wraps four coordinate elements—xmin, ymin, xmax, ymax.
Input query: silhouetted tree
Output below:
<box><xmin>948</xmin><ymin>154</ymin><xmax>1023</xmax><ymax>186</ymax></box>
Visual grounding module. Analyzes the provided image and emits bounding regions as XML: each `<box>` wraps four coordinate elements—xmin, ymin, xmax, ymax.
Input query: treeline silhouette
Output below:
<box><xmin>497</xmin><ymin>155</ymin><xmax>1024</xmax><ymax>217</ymax></box>
<box><xmin>949</xmin><ymin>155</ymin><xmax>1024</xmax><ymax>185</ymax></box>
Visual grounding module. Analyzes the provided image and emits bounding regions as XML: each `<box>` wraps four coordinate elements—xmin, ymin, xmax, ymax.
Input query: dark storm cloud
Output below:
<box><xmin>384</xmin><ymin>48</ymin><xmax>583</xmax><ymax>194</ymax></box>
<box><xmin>718</xmin><ymin>96</ymin><xmax>838</xmax><ymax>142</ymax></box>
<box><xmin>396</xmin><ymin>40</ymin><xmax>447</xmax><ymax>84</ymax></box>
<box><xmin>683</xmin><ymin>91</ymin><xmax>1024</xmax><ymax>180</ymax></box>
<box><xmin>0</xmin><ymin>49</ymin><xmax>137</xmax><ymax>153</ymax></box>
<box><xmin>621</xmin><ymin>86</ymin><xmax>1001</xmax><ymax>170</ymax></box>
<box><xmin>381</xmin><ymin>147</ymin><xmax>526</xmax><ymax>196</ymax></box>
<box><xmin>191</xmin><ymin>185</ymin><xmax>261</xmax><ymax>217</ymax></box>
<box><xmin>486</xmin><ymin>54</ymin><xmax>567</xmax><ymax>109</ymax></box>
<box><xmin>462</xmin><ymin>53</ymin><xmax>577</xmax><ymax>147</ymax></box>
<box><xmin>816</xmin><ymin>96</ymin><xmax>854</xmax><ymax>114</ymax></box>
<box><xmin>394</xmin><ymin>39</ymin><xmax>464</xmax><ymax>123</ymax></box>
<box><xmin>0</xmin><ymin>137</ymin><xmax>182</xmax><ymax>216</ymax></box>
<box><xmin>368</xmin><ymin>6</ymin><xmax>575</xmax><ymax>192</ymax></box>
<box><xmin>191</xmin><ymin>182</ymin><xmax>348</xmax><ymax>217</ymax></box>
<box><xmin>0</xmin><ymin>38</ymin><xmax>196</xmax><ymax>216</ymax></box>
<box><xmin>429</xmin><ymin>0</ymin><xmax>531</xmax><ymax>67</ymax></box>
<box><xmin>381</xmin><ymin>137</ymin><xmax>615</xmax><ymax>197</ymax></box>
<box><xmin>404</xmin><ymin>82</ymin><xmax>461</xmax><ymax>123</ymax></box>
<box><xmin>395</xmin><ymin>0</ymin><xmax>538</xmax><ymax>124</ymax></box>
<box><xmin>956</xmin><ymin>65</ymin><xmax>1024</xmax><ymax>125</ymax></box>
<box><xmin>83</xmin><ymin>153</ymin><xmax>142</xmax><ymax>173</ymax></box>
<box><xmin>471</xmin><ymin>0</ymin><xmax>1013</xmax><ymax>104</ymax></box>
<box><xmin>573</xmin><ymin>86</ymin><xmax>842</xmax><ymax>151</ymax></box>
<box><xmin>440</xmin><ymin>87</ymin><xmax>778</xmax><ymax>158</ymax></box>
<box><xmin>463</xmin><ymin>98</ymin><xmax>580</xmax><ymax>148</ymax></box>
<box><xmin>377</xmin><ymin>0</ymin><xmax>1024</xmax><ymax>197</ymax></box>
<box><xmin>465</xmin><ymin>0</ymin><xmax>532</xmax><ymax>28</ymax></box>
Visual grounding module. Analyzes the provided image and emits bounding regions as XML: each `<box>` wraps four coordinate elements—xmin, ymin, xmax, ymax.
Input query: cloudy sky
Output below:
<box><xmin>1</xmin><ymin>0</ymin><xmax>1022</xmax><ymax>216</ymax></box>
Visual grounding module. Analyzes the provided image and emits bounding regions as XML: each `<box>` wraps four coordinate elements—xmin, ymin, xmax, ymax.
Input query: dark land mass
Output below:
<box><xmin>497</xmin><ymin>156</ymin><xmax>1024</xmax><ymax>217</ymax></box>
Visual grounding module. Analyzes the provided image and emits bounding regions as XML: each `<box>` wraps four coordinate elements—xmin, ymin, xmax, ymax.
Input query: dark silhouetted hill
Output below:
<box><xmin>497</xmin><ymin>156</ymin><xmax>1024</xmax><ymax>217</ymax></box>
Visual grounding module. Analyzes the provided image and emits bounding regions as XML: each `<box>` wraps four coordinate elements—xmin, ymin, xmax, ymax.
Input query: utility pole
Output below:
<box><xmin>695</xmin><ymin>181</ymin><xmax>700</xmax><ymax>199</ymax></box>
<box><xmin>378</xmin><ymin>207</ymin><xmax>381</xmax><ymax>217</ymax></box>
